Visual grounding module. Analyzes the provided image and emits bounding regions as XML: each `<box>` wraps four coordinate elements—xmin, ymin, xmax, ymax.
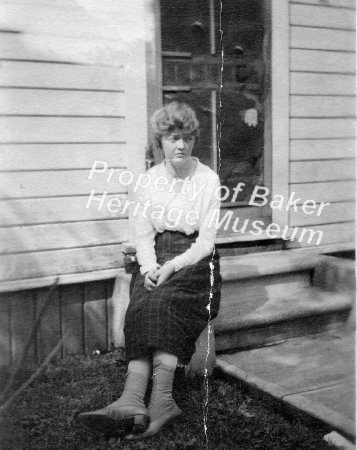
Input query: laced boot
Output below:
<box><xmin>125</xmin><ymin>361</ymin><xmax>181</xmax><ymax>440</ymax></box>
<box><xmin>77</xmin><ymin>370</ymin><xmax>150</xmax><ymax>435</ymax></box>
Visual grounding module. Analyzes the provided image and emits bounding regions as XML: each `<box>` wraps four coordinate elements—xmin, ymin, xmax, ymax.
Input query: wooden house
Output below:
<box><xmin>0</xmin><ymin>0</ymin><xmax>355</xmax><ymax>367</ymax></box>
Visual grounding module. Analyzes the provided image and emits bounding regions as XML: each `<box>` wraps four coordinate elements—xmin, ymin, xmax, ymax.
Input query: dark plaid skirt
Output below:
<box><xmin>124</xmin><ymin>230</ymin><xmax>222</xmax><ymax>364</ymax></box>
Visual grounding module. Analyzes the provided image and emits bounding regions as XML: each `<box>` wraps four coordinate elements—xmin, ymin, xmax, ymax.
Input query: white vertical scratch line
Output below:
<box><xmin>203</xmin><ymin>259</ymin><xmax>215</xmax><ymax>449</ymax></box>
<box><xmin>204</xmin><ymin>2</ymin><xmax>223</xmax><ymax>449</ymax></box>
<box><xmin>211</xmin><ymin>91</ymin><xmax>218</xmax><ymax>172</ymax></box>
<box><xmin>218</xmin><ymin>0</ymin><xmax>223</xmax><ymax>174</ymax></box>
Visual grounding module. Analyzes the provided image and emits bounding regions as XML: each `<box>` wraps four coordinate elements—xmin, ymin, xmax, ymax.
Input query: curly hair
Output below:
<box><xmin>151</xmin><ymin>101</ymin><xmax>200</xmax><ymax>149</ymax></box>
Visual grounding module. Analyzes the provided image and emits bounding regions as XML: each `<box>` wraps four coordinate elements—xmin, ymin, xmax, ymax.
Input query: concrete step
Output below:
<box><xmin>219</xmin><ymin>251</ymin><xmax>318</xmax><ymax>281</ymax></box>
<box><xmin>214</xmin><ymin>252</ymin><xmax>354</xmax><ymax>351</ymax></box>
<box><xmin>214</xmin><ymin>286</ymin><xmax>352</xmax><ymax>351</ymax></box>
<box><xmin>216</xmin><ymin>329</ymin><xmax>355</xmax><ymax>440</ymax></box>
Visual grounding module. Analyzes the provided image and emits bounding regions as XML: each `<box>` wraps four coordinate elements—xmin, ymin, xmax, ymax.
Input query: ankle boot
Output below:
<box><xmin>77</xmin><ymin>370</ymin><xmax>150</xmax><ymax>435</ymax></box>
<box><xmin>125</xmin><ymin>361</ymin><xmax>182</xmax><ymax>440</ymax></box>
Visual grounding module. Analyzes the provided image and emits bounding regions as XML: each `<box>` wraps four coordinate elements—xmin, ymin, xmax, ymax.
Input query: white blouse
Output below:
<box><xmin>134</xmin><ymin>159</ymin><xmax>221</xmax><ymax>275</ymax></box>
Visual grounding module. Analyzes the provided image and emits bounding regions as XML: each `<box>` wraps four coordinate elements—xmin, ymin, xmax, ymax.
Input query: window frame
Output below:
<box><xmin>144</xmin><ymin>0</ymin><xmax>290</xmax><ymax>233</ymax></box>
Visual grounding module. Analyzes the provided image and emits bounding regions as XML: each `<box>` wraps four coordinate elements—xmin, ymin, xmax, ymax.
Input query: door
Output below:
<box><xmin>157</xmin><ymin>0</ymin><xmax>271</xmax><ymax>239</ymax></box>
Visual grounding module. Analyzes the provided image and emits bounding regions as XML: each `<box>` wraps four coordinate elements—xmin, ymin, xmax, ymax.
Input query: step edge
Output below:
<box><xmin>216</xmin><ymin>358</ymin><xmax>356</xmax><ymax>440</ymax></box>
<box><xmin>214</xmin><ymin>304</ymin><xmax>352</xmax><ymax>334</ymax></box>
<box><xmin>220</xmin><ymin>252</ymin><xmax>322</xmax><ymax>280</ymax></box>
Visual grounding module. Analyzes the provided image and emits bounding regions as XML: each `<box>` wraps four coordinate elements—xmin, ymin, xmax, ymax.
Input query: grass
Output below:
<box><xmin>0</xmin><ymin>349</ymin><xmax>337</xmax><ymax>450</ymax></box>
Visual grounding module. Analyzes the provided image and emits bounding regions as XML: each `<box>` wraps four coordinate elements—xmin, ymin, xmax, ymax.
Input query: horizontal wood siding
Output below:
<box><xmin>290</xmin><ymin>181</ymin><xmax>356</xmax><ymax>204</ymax></box>
<box><xmin>0</xmin><ymin>0</ymin><xmax>135</xmax><ymax>285</ymax></box>
<box><xmin>291</xmin><ymin>27</ymin><xmax>355</xmax><ymax>51</ymax></box>
<box><xmin>290</xmin><ymin>96</ymin><xmax>355</xmax><ymax>117</ymax></box>
<box><xmin>288</xmin><ymin>222</ymin><xmax>355</xmax><ymax>248</ymax></box>
<box><xmin>0</xmin><ymin>144</ymin><xmax>128</xmax><ymax>171</ymax></box>
<box><xmin>0</xmin><ymin>89</ymin><xmax>125</xmax><ymax>116</ymax></box>
<box><xmin>0</xmin><ymin>279</ymin><xmax>116</xmax><ymax>367</ymax></box>
<box><xmin>290</xmin><ymin>201</ymin><xmax>355</xmax><ymax>227</ymax></box>
<box><xmin>0</xmin><ymin>171</ymin><xmax>128</xmax><ymax>199</ymax></box>
<box><xmin>0</xmin><ymin>195</ymin><xmax>129</xmax><ymax>227</ymax></box>
<box><xmin>0</xmin><ymin>117</ymin><xmax>125</xmax><ymax>143</ymax></box>
<box><xmin>0</xmin><ymin>61</ymin><xmax>124</xmax><ymax>90</ymax></box>
<box><xmin>0</xmin><ymin>221</ymin><xmax>129</xmax><ymax>254</ymax></box>
<box><xmin>291</xmin><ymin>49</ymin><xmax>355</xmax><ymax>73</ymax></box>
<box><xmin>288</xmin><ymin>0</ymin><xmax>356</xmax><ymax>249</ymax></box>
<box><xmin>290</xmin><ymin>159</ymin><xmax>355</xmax><ymax>183</ymax></box>
<box><xmin>290</xmin><ymin>3</ymin><xmax>355</xmax><ymax>29</ymax></box>
<box><xmin>291</xmin><ymin>0</ymin><xmax>355</xmax><ymax>8</ymax></box>
<box><xmin>0</xmin><ymin>33</ymin><xmax>126</xmax><ymax>65</ymax></box>
<box><xmin>291</xmin><ymin>72</ymin><xmax>355</xmax><ymax>95</ymax></box>
<box><xmin>290</xmin><ymin>139</ymin><xmax>355</xmax><ymax>160</ymax></box>
<box><xmin>0</xmin><ymin>246</ymin><xmax>124</xmax><ymax>282</ymax></box>
<box><xmin>0</xmin><ymin>0</ymin><xmax>138</xmax><ymax>40</ymax></box>
<box><xmin>291</xmin><ymin>118</ymin><xmax>355</xmax><ymax>139</ymax></box>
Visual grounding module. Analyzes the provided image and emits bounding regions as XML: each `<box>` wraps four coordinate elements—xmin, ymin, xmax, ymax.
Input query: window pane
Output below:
<box><xmin>161</xmin><ymin>0</ymin><xmax>211</xmax><ymax>55</ymax></box>
<box><xmin>219</xmin><ymin>89</ymin><xmax>264</xmax><ymax>202</ymax></box>
<box><xmin>218</xmin><ymin>0</ymin><xmax>265</xmax><ymax>202</ymax></box>
<box><xmin>160</xmin><ymin>0</ymin><xmax>267</xmax><ymax>205</ymax></box>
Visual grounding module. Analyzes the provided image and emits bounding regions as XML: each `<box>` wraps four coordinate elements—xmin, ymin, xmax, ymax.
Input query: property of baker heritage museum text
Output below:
<box><xmin>85</xmin><ymin>161</ymin><xmax>330</xmax><ymax>246</ymax></box>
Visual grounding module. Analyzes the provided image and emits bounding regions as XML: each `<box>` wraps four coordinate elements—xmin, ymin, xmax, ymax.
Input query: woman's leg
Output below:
<box><xmin>77</xmin><ymin>357</ymin><xmax>151</xmax><ymax>434</ymax></box>
<box><xmin>112</xmin><ymin>356</ymin><xmax>151</xmax><ymax>409</ymax></box>
<box><xmin>126</xmin><ymin>351</ymin><xmax>182</xmax><ymax>440</ymax></box>
<box><xmin>153</xmin><ymin>350</ymin><xmax>178</xmax><ymax>368</ymax></box>
<box><xmin>127</xmin><ymin>357</ymin><xmax>151</xmax><ymax>379</ymax></box>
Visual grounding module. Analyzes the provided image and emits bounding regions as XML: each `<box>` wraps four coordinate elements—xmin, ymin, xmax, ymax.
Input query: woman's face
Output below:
<box><xmin>161</xmin><ymin>129</ymin><xmax>195</xmax><ymax>165</ymax></box>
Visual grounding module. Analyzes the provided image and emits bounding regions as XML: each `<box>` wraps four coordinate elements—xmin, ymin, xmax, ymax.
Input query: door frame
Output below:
<box><xmin>270</xmin><ymin>0</ymin><xmax>289</xmax><ymax>228</ymax></box>
<box><xmin>144</xmin><ymin>0</ymin><xmax>290</xmax><ymax>229</ymax></box>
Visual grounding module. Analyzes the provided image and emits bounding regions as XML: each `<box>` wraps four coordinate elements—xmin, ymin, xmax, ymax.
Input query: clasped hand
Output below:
<box><xmin>144</xmin><ymin>263</ymin><xmax>175</xmax><ymax>291</ymax></box>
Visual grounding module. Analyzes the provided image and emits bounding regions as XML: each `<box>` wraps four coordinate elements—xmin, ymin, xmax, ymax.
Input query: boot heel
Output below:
<box><xmin>131</xmin><ymin>414</ymin><xmax>150</xmax><ymax>434</ymax></box>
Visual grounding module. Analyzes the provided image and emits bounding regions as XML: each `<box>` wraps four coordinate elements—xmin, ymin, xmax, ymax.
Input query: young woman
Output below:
<box><xmin>78</xmin><ymin>101</ymin><xmax>222</xmax><ymax>440</ymax></box>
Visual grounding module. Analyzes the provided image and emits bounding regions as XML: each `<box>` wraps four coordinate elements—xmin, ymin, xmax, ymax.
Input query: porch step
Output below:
<box><xmin>215</xmin><ymin>229</ymin><xmax>290</xmax><ymax>245</ymax></box>
<box><xmin>216</xmin><ymin>329</ymin><xmax>355</xmax><ymax>440</ymax></box>
<box><xmin>214</xmin><ymin>286</ymin><xmax>351</xmax><ymax>351</ymax></box>
<box><xmin>218</xmin><ymin>251</ymin><xmax>318</xmax><ymax>281</ymax></box>
<box><xmin>214</xmin><ymin>252</ymin><xmax>353</xmax><ymax>352</ymax></box>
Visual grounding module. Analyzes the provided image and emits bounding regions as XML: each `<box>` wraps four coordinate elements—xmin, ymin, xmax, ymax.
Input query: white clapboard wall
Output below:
<box><xmin>288</xmin><ymin>0</ymin><xmax>356</xmax><ymax>248</ymax></box>
<box><xmin>0</xmin><ymin>0</ymin><xmax>147</xmax><ymax>285</ymax></box>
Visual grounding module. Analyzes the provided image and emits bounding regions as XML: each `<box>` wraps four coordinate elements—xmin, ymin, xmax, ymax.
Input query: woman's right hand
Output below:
<box><xmin>144</xmin><ymin>268</ymin><xmax>159</xmax><ymax>291</ymax></box>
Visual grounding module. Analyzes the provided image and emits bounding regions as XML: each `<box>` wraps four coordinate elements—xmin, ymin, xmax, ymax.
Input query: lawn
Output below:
<box><xmin>0</xmin><ymin>350</ymin><xmax>337</xmax><ymax>449</ymax></box>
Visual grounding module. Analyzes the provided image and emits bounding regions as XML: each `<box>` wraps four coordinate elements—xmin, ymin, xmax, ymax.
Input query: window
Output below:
<box><xmin>159</xmin><ymin>0</ymin><xmax>270</xmax><ymax>207</ymax></box>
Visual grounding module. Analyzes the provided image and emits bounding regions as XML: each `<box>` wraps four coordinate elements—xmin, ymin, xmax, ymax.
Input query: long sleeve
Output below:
<box><xmin>134</xmin><ymin>187</ymin><xmax>158</xmax><ymax>276</ymax></box>
<box><xmin>168</xmin><ymin>174</ymin><xmax>221</xmax><ymax>272</ymax></box>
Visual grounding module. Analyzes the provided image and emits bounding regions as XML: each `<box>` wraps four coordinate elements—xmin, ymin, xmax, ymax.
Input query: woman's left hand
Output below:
<box><xmin>155</xmin><ymin>262</ymin><xmax>175</xmax><ymax>287</ymax></box>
